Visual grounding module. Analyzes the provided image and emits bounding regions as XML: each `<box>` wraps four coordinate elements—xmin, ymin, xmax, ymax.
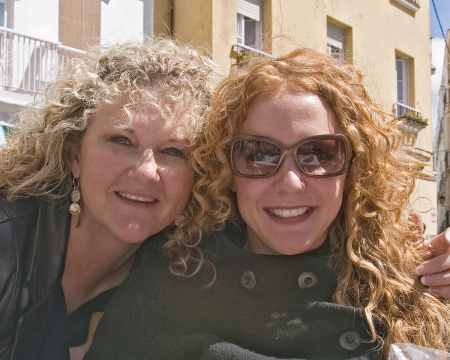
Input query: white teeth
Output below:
<box><xmin>118</xmin><ymin>193</ymin><xmax>155</xmax><ymax>203</ymax></box>
<box><xmin>269</xmin><ymin>207</ymin><xmax>309</xmax><ymax>218</ymax></box>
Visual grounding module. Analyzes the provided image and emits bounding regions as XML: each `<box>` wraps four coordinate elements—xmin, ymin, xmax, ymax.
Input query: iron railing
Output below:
<box><xmin>392</xmin><ymin>0</ymin><xmax>420</xmax><ymax>11</ymax></box>
<box><xmin>395</xmin><ymin>102</ymin><xmax>428</xmax><ymax>134</ymax></box>
<box><xmin>0</xmin><ymin>26</ymin><xmax>84</xmax><ymax>95</ymax></box>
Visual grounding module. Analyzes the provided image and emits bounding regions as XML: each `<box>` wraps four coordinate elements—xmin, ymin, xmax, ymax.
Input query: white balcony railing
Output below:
<box><xmin>395</xmin><ymin>102</ymin><xmax>422</xmax><ymax>118</ymax></box>
<box><xmin>0</xmin><ymin>26</ymin><xmax>84</xmax><ymax>95</ymax></box>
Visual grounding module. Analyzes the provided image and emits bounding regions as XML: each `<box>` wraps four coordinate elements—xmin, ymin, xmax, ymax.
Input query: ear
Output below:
<box><xmin>68</xmin><ymin>146</ymin><xmax>82</xmax><ymax>178</ymax></box>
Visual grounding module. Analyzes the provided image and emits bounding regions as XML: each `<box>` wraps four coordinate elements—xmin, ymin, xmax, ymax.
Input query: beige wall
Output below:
<box><xmin>153</xmin><ymin>0</ymin><xmax>236</xmax><ymax>68</ymax></box>
<box><xmin>150</xmin><ymin>0</ymin><xmax>436</xmax><ymax>234</ymax></box>
<box><xmin>211</xmin><ymin>0</ymin><xmax>236</xmax><ymax>67</ymax></box>
<box><xmin>414</xmin><ymin>179</ymin><xmax>438</xmax><ymax>236</ymax></box>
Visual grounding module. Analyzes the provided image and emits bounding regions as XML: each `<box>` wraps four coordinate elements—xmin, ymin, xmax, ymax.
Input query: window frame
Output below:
<box><xmin>236</xmin><ymin>0</ymin><xmax>263</xmax><ymax>50</ymax></box>
<box><xmin>396</xmin><ymin>55</ymin><xmax>409</xmax><ymax>108</ymax></box>
<box><xmin>327</xmin><ymin>20</ymin><xmax>346</xmax><ymax>61</ymax></box>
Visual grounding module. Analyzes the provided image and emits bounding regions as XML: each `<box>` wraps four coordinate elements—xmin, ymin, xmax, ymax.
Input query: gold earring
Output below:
<box><xmin>174</xmin><ymin>211</ymin><xmax>186</xmax><ymax>228</ymax></box>
<box><xmin>69</xmin><ymin>178</ymin><xmax>81</xmax><ymax>215</ymax></box>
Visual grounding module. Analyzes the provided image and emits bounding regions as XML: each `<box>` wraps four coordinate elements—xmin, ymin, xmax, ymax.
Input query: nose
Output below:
<box><xmin>273</xmin><ymin>154</ymin><xmax>306</xmax><ymax>191</ymax></box>
<box><xmin>127</xmin><ymin>152</ymin><xmax>160</xmax><ymax>183</ymax></box>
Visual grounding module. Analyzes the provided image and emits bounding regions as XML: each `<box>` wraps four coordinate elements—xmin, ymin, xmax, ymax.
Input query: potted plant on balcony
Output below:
<box><xmin>236</xmin><ymin>48</ymin><xmax>256</xmax><ymax>64</ymax></box>
<box><xmin>399</xmin><ymin>111</ymin><xmax>428</xmax><ymax>127</ymax></box>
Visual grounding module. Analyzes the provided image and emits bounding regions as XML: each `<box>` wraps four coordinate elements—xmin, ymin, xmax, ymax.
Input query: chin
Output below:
<box><xmin>114</xmin><ymin>227</ymin><xmax>155</xmax><ymax>244</ymax></box>
<box><xmin>276</xmin><ymin>238</ymin><xmax>320</xmax><ymax>255</ymax></box>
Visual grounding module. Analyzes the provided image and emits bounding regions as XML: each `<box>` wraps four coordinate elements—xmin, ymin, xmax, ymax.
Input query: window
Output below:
<box><xmin>0</xmin><ymin>3</ymin><xmax>4</xmax><ymax>27</ymax></box>
<box><xmin>396</xmin><ymin>56</ymin><xmax>409</xmax><ymax>115</ymax></box>
<box><xmin>327</xmin><ymin>20</ymin><xmax>345</xmax><ymax>61</ymax></box>
<box><xmin>237</xmin><ymin>0</ymin><xmax>263</xmax><ymax>50</ymax></box>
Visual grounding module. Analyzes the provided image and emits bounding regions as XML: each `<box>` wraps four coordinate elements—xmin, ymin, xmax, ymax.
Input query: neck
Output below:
<box><xmin>62</xmin><ymin>214</ymin><xmax>142</xmax><ymax>313</ymax></box>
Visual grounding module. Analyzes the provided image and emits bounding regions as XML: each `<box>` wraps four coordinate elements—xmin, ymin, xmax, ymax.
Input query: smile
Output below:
<box><xmin>268</xmin><ymin>207</ymin><xmax>310</xmax><ymax>218</ymax></box>
<box><xmin>118</xmin><ymin>192</ymin><xmax>156</xmax><ymax>203</ymax></box>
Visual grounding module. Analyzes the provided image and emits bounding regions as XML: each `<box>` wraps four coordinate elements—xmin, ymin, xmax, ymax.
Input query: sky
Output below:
<box><xmin>430</xmin><ymin>0</ymin><xmax>450</xmax><ymax>143</ymax></box>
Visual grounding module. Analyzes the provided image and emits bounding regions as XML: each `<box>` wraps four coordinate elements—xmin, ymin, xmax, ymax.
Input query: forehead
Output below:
<box><xmin>94</xmin><ymin>88</ymin><xmax>197</xmax><ymax>137</ymax></box>
<box><xmin>240</xmin><ymin>87</ymin><xmax>340</xmax><ymax>140</ymax></box>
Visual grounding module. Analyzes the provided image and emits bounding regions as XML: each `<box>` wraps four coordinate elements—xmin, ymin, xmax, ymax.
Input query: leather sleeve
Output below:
<box><xmin>0</xmin><ymin>203</ymin><xmax>15</xmax><ymax>327</ymax></box>
<box><xmin>0</xmin><ymin>197</ymin><xmax>39</xmax><ymax>359</ymax></box>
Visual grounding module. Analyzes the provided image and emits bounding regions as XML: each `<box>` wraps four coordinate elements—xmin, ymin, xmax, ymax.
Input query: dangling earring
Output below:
<box><xmin>174</xmin><ymin>211</ymin><xmax>186</xmax><ymax>228</ymax></box>
<box><xmin>69</xmin><ymin>178</ymin><xmax>81</xmax><ymax>215</ymax></box>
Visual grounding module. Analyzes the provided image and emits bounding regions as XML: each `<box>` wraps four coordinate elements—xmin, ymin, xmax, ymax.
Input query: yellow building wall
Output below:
<box><xmin>150</xmin><ymin>0</ymin><xmax>436</xmax><ymax>235</ymax></box>
<box><xmin>152</xmin><ymin>0</ymin><xmax>236</xmax><ymax>68</ymax></box>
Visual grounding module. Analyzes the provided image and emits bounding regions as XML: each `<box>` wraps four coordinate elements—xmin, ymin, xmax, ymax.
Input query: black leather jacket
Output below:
<box><xmin>0</xmin><ymin>194</ymin><xmax>160</xmax><ymax>359</ymax></box>
<box><xmin>0</xmin><ymin>195</ymin><xmax>70</xmax><ymax>360</ymax></box>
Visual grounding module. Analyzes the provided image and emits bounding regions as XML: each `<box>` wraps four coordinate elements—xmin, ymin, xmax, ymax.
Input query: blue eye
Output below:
<box><xmin>109</xmin><ymin>136</ymin><xmax>132</xmax><ymax>146</ymax></box>
<box><xmin>164</xmin><ymin>148</ymin><xmax>185</xmax><ymax>157</ymax></box>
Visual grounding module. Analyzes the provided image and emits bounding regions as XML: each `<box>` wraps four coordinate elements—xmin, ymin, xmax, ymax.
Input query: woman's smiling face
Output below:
<box><xmin>231</xmin><ymin>87</ymin><xmax>346</xmax><ymax>255</ymax></box>
<box><xmin>70</xmin><ymin>89</ymin><xmax>195</xmax><ymax>245</ymax></box>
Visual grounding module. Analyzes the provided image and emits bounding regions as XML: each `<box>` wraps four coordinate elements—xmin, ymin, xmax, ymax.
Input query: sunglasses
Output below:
<box><xmin>229</xmin><ymin>134</ymin><xmax>352</xmax><ymax>178</ymax></box>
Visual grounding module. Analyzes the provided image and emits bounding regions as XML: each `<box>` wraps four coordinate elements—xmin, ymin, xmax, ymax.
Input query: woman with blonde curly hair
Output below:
<box><xmin>0</xmin><ymin>38</ymin><xmax>220</xmax><ymax>360</ymax></box>
<box><xmin>87</xmin><ymin>48</ymin><xmax>450</xmax><ymax>360</ymax></box>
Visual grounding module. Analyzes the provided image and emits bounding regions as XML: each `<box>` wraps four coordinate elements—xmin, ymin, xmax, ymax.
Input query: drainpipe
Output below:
<box><xmin>170</xmin><ymin>0</ymin><xmax>174</xmax><ymax>38</ymax></box>
<box><xmin>143</xmin><ymin>0</ymin><xmax>154</xmax><ymax>42</ymax></box>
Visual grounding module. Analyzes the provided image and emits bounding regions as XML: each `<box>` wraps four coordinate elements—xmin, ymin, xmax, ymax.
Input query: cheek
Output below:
<box><xmin>78</xmin><ymin>149</ymin><xmax>125</xmax><ymax>191</ymax></box>
<box><xmin>171</xmin><ymin>165</ymin><xmax>195</xmax><ymax>199</ymax></box>
<box><xmin>234</xmin><ymin>178</ymin><xmax>264</xmax><ymax>207</ymax></box>
<box><xmin>322</xmin><ymin>176</ymin><xmax>345</xmax><ymax>212</ymax></box>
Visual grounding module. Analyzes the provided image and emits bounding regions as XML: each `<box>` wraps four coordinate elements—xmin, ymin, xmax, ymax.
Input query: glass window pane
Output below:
<box><xmin>396</xmin><ymin>57</ymin><xmax>408</xmax><ymax>106</ymax></box>
<box><xmin>397</xmin><ymin>82</ymin><xmax>403</xmax><ymax>103</ymax></box>
<box><xmin>244</xmin><ymin>16</ymin><xmax>256</xmax><ymax>47</ymax></box>
<box><xmin>0</xmin><ymin>3</ymin><xmax>4</xmax><ymax>27</ymax></box>
<box><xmin>396</xmin><ymin>60</ymin><xmax>402</xmax><ymax>81</ymax></box>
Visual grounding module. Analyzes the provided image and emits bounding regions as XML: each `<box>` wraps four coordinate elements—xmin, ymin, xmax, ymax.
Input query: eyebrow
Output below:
<box><xmin>113</xmin><ymin>123</ymin><xmax>135</xmax><ymax>132</ymax></box>
<box><xmin>166</xmin><ymin>138</ymin><xmax>192</xmax><ymax>144</ymax></box>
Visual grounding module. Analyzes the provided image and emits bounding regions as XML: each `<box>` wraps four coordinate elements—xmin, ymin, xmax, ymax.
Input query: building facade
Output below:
<box><xmin>0</xmin><ymin>0</ymin><xmax>436</xmax><ymax>234</ymax></box>
<box><xmin>155</xmin><ymin>0</ymin><xmax>436</xmax><ymax>236</ymax></box>
<box><xmin>0</xmin><ymin>0</ymin><xmax>151</xmax><ymax>125</ymax></box>
<box><xmin>434</xmin><ymin>30</ymin><xmax>450</xmax><ymax>233</ymax></box>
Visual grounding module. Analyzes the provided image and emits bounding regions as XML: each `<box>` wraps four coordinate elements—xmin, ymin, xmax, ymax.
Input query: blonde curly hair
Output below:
<box><xmin>187</xmin><ymin>48</ymin><xmax>450</xmax><ymax>356</ymax></box>
<box><xmin>0</xmin><ymin>37</ymin><xmax>221</xmax><ymax>205</ymax></box>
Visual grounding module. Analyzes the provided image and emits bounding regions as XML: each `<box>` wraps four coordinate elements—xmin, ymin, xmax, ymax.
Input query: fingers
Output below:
<box><xmin>416</xmin><ymin>251</ymin><xmax>450</xmax><ymax>277</ymax></box>
<box><xmin>417</xmin><ymin>254</ymin><xmax>450</xmax><ymax>299</ymax></box>
<box><xmin>427</xmin><ymin>285</ymin><xmax>450</xmax><ymax>299</ymax></box>
<box><xmin>420</xmin><ymin>268</ymin><xmax>450</xmax><ymax>287</ymax></box>
<box><xmin>409</xmin><ymin>210</ymin><xmax>424</xmax><ymax>235</ymax></box>
<box><xmin>415</xmin><ymin>230</ymin><xmax>450</xmax><ymax>300</ymax></box>
<box><xmin>418</xmin><ymin>229</ymin><xmax>450</xmax><ymax>257</ymax></box>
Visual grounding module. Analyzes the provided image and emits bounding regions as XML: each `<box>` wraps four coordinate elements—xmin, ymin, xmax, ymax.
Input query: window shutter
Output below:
<box><xmin>327</xmin><ymin>21</ymin><xmax>345</xmax><ymax>49</ymax></box>
<box><xmin>237</xmin><ymin>0</ymin><xmax>262</xmax><ymax>22</ymax></box>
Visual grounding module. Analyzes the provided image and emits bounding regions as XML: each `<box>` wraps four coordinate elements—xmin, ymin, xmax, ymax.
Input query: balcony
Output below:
<box><xmin>395</xmin><ymin>103</ymin><xmax>428</xmax><ymax>138</ymax></box>
<box><xmin>230</xmin><ymin>44</ymin><xmax>273</xmax><ymax>67</ymax></box>
<box><xmin>391</xmin><ymin>0</ymin><xmax>420</xmax><ymax>12</ymax></box>
<box><xmin>0</xmin><ymin>26</ymin><xmax>84</xmax><ymax>105</ymax></box>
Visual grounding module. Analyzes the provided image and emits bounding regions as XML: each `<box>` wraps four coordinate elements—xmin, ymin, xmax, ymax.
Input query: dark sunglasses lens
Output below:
<box><xmin>232</xmin><ymin>140</ymin><xmax>281</xmax><ymax>176</ymax></box>
<box><xmin>297</xmin><ymin>139</ymin><xmax>347</xmax><ymax>176</ymax></box>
